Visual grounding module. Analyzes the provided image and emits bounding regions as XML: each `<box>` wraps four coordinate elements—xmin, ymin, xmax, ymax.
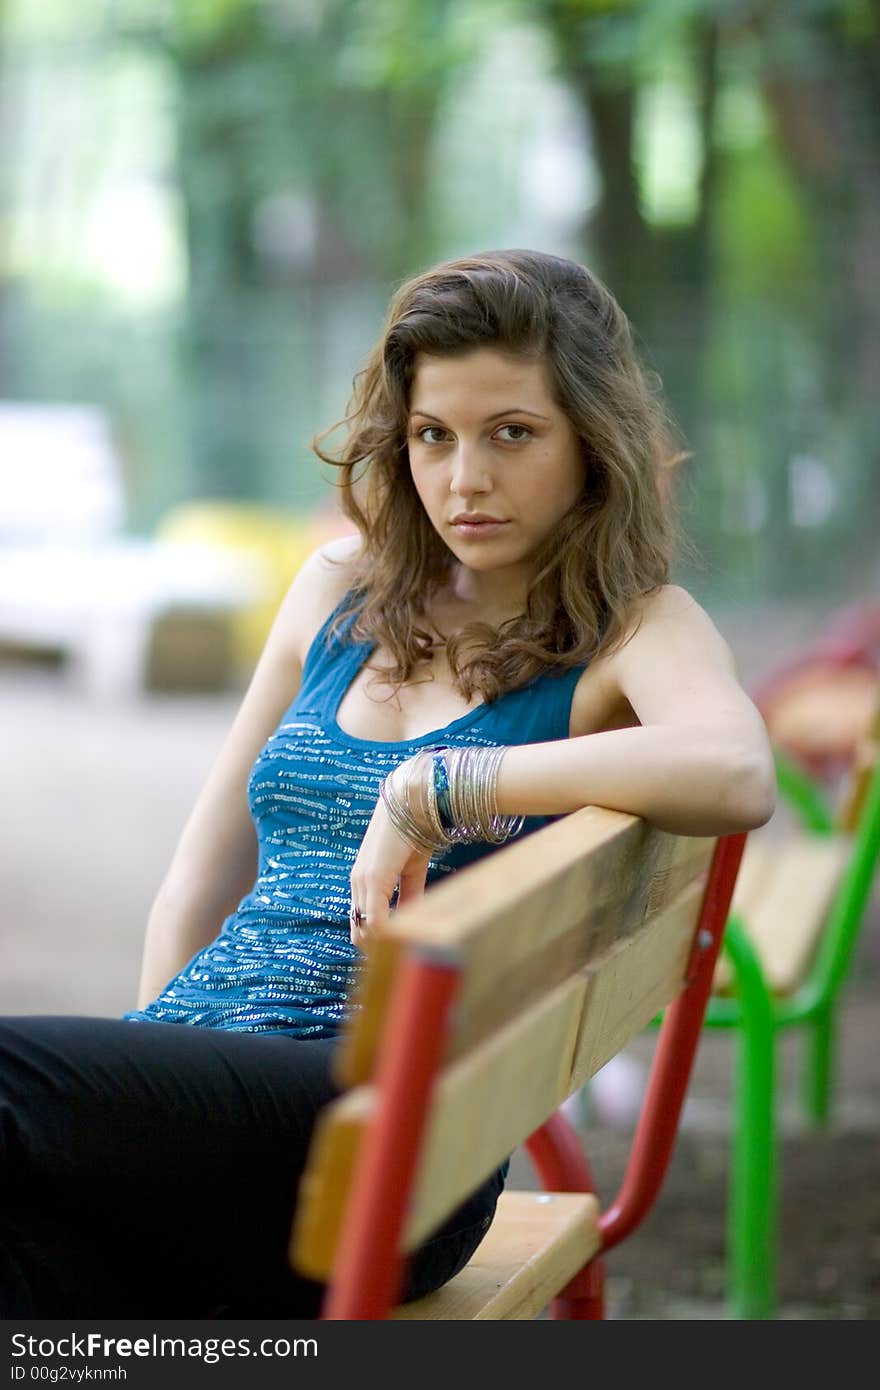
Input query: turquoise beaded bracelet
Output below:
<box><xmin>431</xmin><ymin>747</ymin><xmax>455</xmax><ymax>832</ymax></box>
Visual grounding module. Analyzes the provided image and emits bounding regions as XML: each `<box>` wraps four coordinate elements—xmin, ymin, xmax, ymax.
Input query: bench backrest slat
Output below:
<box><xmin>336</xmin><ymin>807</ymin><xmax>714</xmax><ymax>1087</ymax></box>
<box><xmin>291</xmin><ymin>810</ymin><xmax>716</xmax><ymax>1281</ymax></box>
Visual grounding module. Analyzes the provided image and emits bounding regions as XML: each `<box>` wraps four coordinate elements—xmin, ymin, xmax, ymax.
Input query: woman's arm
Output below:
<box><xmin>495</xmin><ymin>585</ymin><xmax>777</xmax><ymax>837</ymax></box>
<box><xmin>349</xmin><ymin>585</ymin><xmax>776</xmax><ymax>942</ymax></box>
<box><xmin>135</xmin><ymin>537</ymin><xmax>358</xmax><ymax>1008</ymax></box>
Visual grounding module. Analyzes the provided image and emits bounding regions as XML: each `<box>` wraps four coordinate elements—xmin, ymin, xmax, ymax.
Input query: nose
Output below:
<box><xmin>448</xmin><ymin>442</ymin><xmax>492</xmax><ymax>498</ymax></box>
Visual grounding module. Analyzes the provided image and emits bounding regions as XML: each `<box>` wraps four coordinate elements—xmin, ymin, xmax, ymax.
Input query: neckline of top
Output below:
<box><xmin>312</xmin><ymin>591</ymin><xmax>585</xmax><ymax>751</ymax></box>
<box><xmin>325</xmin><ymin>637</ymin><xmax>492</xmax><ymax>750</ymax></box>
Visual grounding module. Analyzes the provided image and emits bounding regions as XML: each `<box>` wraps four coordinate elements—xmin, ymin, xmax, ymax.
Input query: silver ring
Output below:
<box><xmin>349</xmin><ymin>905</ymin><xmax>366</xmax><ymax>928</ymax></box>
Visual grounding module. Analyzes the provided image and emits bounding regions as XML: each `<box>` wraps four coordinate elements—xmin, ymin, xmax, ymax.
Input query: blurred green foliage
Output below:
<box><xmin>0</xmin><ymin>0</ymin><xmax>877</xmax><ymax>607</ymax></box>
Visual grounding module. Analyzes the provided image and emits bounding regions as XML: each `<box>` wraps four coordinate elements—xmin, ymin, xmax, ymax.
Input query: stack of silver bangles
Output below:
<box><xmin>379</xmin><ymin>744</ymin><xmax>525</xmax><ymax>855</ymax></box>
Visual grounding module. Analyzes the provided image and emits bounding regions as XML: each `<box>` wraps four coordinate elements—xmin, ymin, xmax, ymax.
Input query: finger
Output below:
<box><xmin>362</xmin><ymin>884</ymin><xmax>391</xmax><ymax>938</ymax></box>
<box><xmin>396</xmin><ymin>857</ymin><xmax>429</xmax><ymax>908</ymax></box>
<box><xmin>348</xmin><ymin>891</ymin><xmax>386</xmax><ymax>947</ymax></box>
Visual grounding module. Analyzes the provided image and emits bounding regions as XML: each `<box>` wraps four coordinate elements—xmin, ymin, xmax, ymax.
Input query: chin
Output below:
<box><xmin>450</xmin><ymin>550</ymin><xmax>517</xmax><ymax>573</ymax></box>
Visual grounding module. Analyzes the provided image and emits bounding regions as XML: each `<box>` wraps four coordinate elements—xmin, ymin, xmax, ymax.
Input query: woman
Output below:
<box><xmin>0</xmin><ymin>249</ymin><xmax>776</xmax><ymax>1317</ymax></box>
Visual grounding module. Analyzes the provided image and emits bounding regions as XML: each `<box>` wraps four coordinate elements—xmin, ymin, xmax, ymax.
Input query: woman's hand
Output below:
<box><xmin>349</xmin><ymin>764</ymin><xmax>433</xmax><ymax>947</ymax></box>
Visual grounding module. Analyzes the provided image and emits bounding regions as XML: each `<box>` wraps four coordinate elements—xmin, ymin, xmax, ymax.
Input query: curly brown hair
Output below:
<box><xmin>310</xmin><ymin>247</ymin><xmax>696</xmax><ymax>704</ymax></box>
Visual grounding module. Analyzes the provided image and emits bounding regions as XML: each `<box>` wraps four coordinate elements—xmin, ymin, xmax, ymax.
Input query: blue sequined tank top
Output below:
<box><xmin>122</xmin><ymin>591</ymin><xmax>590</xmax><ymax>1038</ymax></box>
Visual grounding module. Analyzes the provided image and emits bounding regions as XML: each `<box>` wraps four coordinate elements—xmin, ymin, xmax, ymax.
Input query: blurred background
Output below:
<box><xmin>1</xmin><ymin>0</ymin><xmax>879</xmax><ymax>1318</ymax></box>
<box><xmin>2</xmin><ymin>0</ymin><xmax>878</xmax><ymax>605</ymax></box>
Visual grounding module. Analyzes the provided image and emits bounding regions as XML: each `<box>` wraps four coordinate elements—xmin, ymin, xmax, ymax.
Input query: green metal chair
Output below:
<box><xmin>707</xmin><ymin>685</ymin><xmax>880</xmax><ymax>1319</ymax></box>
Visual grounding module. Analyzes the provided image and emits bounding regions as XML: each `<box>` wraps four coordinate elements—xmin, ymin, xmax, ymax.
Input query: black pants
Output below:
<box><xmin>0</xmin><ymin>1016</ymin><xmax>505</xmax><ymax>1318</ymax></box>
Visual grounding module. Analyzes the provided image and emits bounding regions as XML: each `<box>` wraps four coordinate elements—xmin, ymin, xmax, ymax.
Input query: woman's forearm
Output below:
<box><xmin>135</xmin><ymin>883</ymin><xmax>229</xmax><ymax>1009</ymax></box>
<box><xmin>495</xmin><ymin>725</ymin><xmax>777</xmax><ymax>836</ymax></box>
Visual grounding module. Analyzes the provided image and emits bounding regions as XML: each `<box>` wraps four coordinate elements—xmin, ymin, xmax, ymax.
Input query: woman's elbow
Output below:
<box><xmin>727</xmin><ymin>748</ymin><xmax>778</xmax><ymax>831</ymax></box>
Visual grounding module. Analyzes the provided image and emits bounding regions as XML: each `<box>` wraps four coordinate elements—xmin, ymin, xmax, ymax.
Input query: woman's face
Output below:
<box><xmin>406</xmin><ymin>347</ymin><xmax>585</xmax><ymax>606</ymax></box>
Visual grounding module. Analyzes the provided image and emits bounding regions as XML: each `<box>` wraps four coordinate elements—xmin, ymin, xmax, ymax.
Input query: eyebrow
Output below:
<box><xmin>409</xmin><ymin>407</ymin><xmax>551</xmax><ymax>424</ymax></box>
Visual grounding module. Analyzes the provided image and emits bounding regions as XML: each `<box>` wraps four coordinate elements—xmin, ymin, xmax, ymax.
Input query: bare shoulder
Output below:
<box><xmin>605</xmin><ymin>582</ymin><xmax>765</xmax><ymax>735</ymax></box>
<box><xmin>614</xmin><ymin>584</ymin><xmax>738</xmax><ymax>673</ymax></box>
<box><xmin>276</xmin><ymin>530</ymin><xmax>364</xmax><ymax>670</ymax></box>
<box><xmin>571</xmin><ymin>584</ymin><xmax>746</xmax><ymax>739</ymax></box>
<box><xmin>633</xmin><ymin>583</ymin><xmax>720</xmax><ymax>623</ymax></box>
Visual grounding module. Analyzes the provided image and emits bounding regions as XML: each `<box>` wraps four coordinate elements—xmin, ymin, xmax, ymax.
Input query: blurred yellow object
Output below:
<box><xmin>155</xmin><ymin>500</ymin><xmax>353</xmax><ymax>674</ymax></box>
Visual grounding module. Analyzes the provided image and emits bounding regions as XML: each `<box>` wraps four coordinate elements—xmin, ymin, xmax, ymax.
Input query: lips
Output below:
<box><xmin>451</xmin><ymin>514</ymin><xmax>505</xmax><ymax>525</ymax></box>
<box><xmin>450</xmin><ymin>517</ymin><xmax>509</xmax><ymax>539</ymax></box>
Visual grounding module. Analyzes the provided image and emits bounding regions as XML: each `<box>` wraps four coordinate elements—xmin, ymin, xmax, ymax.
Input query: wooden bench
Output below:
<box><xmin>704</xmin><ymin>668</ymin><xmax>880</xmax><ymax>1319</ymax></box>
<box><xmin>713</xmin><ymin>833</ymin><xmax>852</xmax><ymax>999</ymax></box>
<box><xmin>287</xmin><ymin>806</ymin><xmax>746</xmax><ymax>1320</ymax></box>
